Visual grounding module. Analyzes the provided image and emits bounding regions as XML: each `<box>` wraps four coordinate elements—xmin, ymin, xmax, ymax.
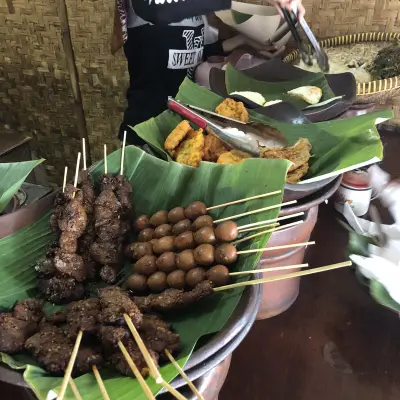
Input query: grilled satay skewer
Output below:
<box><xmin>123</xmin><ymin>314</ymin><xmax>188</xmax><ymax>400</ymax></box>
<box><xmin>92</xmin><ymin>365</ymin><xmax>111</xmax><ymax>400</ymax></box>
<box><xmin>165</xmin><ymin>349</ymin><xmax>204</xmax><ymax>400</ymax></box>
<box><xmin>63</xmin><ymin>167</ymin><xmax>68</xmax><ymax>193</ymax></box>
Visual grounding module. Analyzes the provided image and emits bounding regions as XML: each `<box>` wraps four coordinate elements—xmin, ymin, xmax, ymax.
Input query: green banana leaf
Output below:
<box><xmin>0</xmin><ymin>160</ymin><xmax>44</xmax><ymax>213</ymax></box>
<box><xmin>0</xmin><ymin>146</ymin><xmax>290</xmax><ymax>400</ymax></box>
<box><xmin>231</xmin><ymin>10</ymin><xmax>252</xmax><ymax>24</ymax></box>
<box><xmin>346</xmin><ymin>230</ymin><xmax>400</xmax><ymax>313</ymax></box>
<box><xmin>370</xmin><ymin>280</ymin><xmax>400</xmax><ymax>313</ymax></box>
<box><xmin>225</xmin><ymin>63</ymin><xmax>335</xmax><ymax>109</ymax></box>
<box><xmin>133</xmin><ymin>78</ymin><xmax>392</xmax><ymax>182</ymax></box>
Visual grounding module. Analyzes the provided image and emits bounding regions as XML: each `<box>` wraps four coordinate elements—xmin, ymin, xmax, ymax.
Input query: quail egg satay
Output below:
<box><xmin>126</xmin><ymin>273</ymin><xmax>148</xmax><ymax>293</ymax></box>
<box><xmin>167</xmin><ymin>270</ymin><xmax>186</xmax><ymax>289</ymax></box>
<box><xmin>174</xmin><ymin>231</ymin><xmax>195</xmax><ymax>251</ymax></box>
<box><xmin>215</xmin><ymin>243</ymin><xmax>237</xmax><ymax>265</ymax></box>
<box><xmin>154</xmin><ymin>224</ymin><xmax>173</xmax><ymax>238</ymax></box>
<box><xmin>194</xmin><ymin>226</ymin><xmax>216</xmax><ymax>245</ymax></box>
<box><xmin>193</xmin><ymin>215</ymin><xmax>214</xmax><ymax>230</ymax></box>
<box><xmin>184</xmin><ymin>201</ymin><xmax>207</xmax><ymax>221</ymax></box>
<box><xmin>186</xmin><ymin>267</ymin><xmax>207</xmax><ymax>288</ymax></box>
<box><xmin>193</xmin><ymin>244</ymin><xmax>215</xmax><ymax>266</ymax></box>
<box><xmin>215</xmin><ymin>221</ymin><xmax>239</xmax><ymax>242</ymax></box>
<box><xmin>134</xmin><ymin>215</ymin><xmax>151</xmax><ymax>232</ymax></box>
<box><xmin>172</xmin><ymin>219</ymin><xmax>193</xmax><ymax>235</ymax></box>
<box><xmin>207</xmin><ymin>265</ymin><xmax>230</xmax><ymax>287</ymax></box>
<box><xmin>168</xmin><ymin>207</ymin><xmax>186</xmax><ymax>224</ymax></box>
<box><xmin>150</xmin><ymin>210</ymin><xmax>169</xmax><ymax>227</ymax></box>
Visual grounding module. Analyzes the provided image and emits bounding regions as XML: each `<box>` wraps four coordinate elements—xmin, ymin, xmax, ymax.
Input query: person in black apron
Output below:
<box><xmin>114</xmin><ymin>0</ymin><xmax>306</xmax><ymax>145</ymax></box>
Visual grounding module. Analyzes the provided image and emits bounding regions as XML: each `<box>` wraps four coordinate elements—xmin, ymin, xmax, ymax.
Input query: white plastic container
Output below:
<box><xmin>334</xmin><ymin>170</ymin><xmax>372</xmax><ymax>217</ymax></box>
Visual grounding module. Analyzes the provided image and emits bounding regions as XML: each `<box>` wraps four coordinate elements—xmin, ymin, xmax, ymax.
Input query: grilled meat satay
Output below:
<box><xmin>115</xmin><ymin>175</ymin><xmax>133</xmax><ymax>219</ymax></box>
<box><xmin>0</xmin><ymin>299</ymin><xmax>44</xmax><ymax>353</ymax></box>
<box><xmin>99</xmin><ymin>264</ymin><xmax>119</xmax><ymax>285</ymax></box>
<box><xmin>54</xmin><ymin>251</ymin><xmax>86</xmax><ymax>282</ymax></box>
<box><xmin>66</xmin><ymin>298</ymin><xmax>101</xmax><ymax>337</ymax></box>
<box><xmin>98</xmin><ymin>286</ymin><xmax>142</xmax><ymax>327</ymax></box>
<box><xmin>90</xmin><ymin>240</ymin><xmax>122</xmax><ymax>265</ymax></box>
<box><xmin>79</xmin><ymin>170</ymin><xmax>96</xmax><ymax>216</ymax></box>
<box><xmin>109</xmin><ymin>338</ymin><xmax>158</xmax><ymax>378</ymax></box>
<box><xmin>58</xmin><ymin>198</ymin><xmax>87</xmax><ymax>237</ymax></box>
<box><xmin>37</xmin><ymin>276</ymin><xmax>85</xmax><ymax>304</ymax></box>
<box><xmin>133</xmin><ymin>280</ymin><xmax>214</xmax><ymax>313</ymax></box>
<box><xmin>140</xmin><ymin>314</ymin><xmax>180</xmax><ymax>356</ymax></box>
<box><xmin>25</xmin><ymin>323</ymin><xmax>103</xmax><ymax>376</ymax></box>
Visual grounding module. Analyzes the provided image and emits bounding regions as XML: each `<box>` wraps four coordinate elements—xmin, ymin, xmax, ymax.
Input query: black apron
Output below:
<box><xmin>120</xmin><ymin>17</ymin><xmax>222</xmax><ymax>145</ymax></box>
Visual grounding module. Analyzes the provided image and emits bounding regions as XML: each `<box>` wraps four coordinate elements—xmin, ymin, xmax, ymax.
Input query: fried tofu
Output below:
<box><xmin>216</xmin><ymin>99</ymin><xmax>249</xmax><ymax>123</ymax></box>
<box><xmin>175</xmin><ymin>129</ymin><xmax>205</xmax><ymax>168</ymax></box>
<box><xmin>286</xmin><ymin>162</ymin><xmax>309</xmax><ymax>184</ymax></box>
<box><xmin>217</xmin><ymin>150</ymin><xmax>252</xmax><ymax>165</ymax></box>
<box><xmin>164</xmin><ymin>120</ymin><xmax>192</xmax><ymax>153</ymax></box>
<box><xmin>259</xmin><ymin>138</ymin><xmax>312</xmax><ymax>172</ymax></box>
<box><xmin>203</xmin><ymin>130</ymin><xmax>229</xmax><ymax>162</ymax></box>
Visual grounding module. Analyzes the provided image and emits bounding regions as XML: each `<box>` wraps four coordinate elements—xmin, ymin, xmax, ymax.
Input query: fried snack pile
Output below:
<box><xmin>164</xmin><ymin>99</ymin><xmax>312</xmax><ymax>183</ymax></box>
<box><xmin>164</xmin><ymin>121</ymin><xmax>233</xmax><ymax>167</ymax></box>
<box><xmin>216</xmin><ymin>98</ymin><xmax>249</xmax><ymax>123</ymax></box>
<box><xmin>260</xmin><ymin>138</ymin><xmax>312</xmax><ymax>183</ymax></box>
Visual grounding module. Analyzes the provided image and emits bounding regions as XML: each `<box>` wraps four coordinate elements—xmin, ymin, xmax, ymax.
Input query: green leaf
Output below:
<box><xmin>369</xmin><ymin>280</ymin><xmax>400</xmax><ymax>312</ymax></box>
<box><xmin>347</xmin><ymin>230</ymin><xmax>376</xmax><ymax>257</ymax></box>
<box><xmin>0</xmin><ymin>160</ymin><xmax>44</xmax><ymax>213</ymax></box>
<box><xmin>231</xmin><ymin>10</ymin><xmax>252</xmax><ymax>24</ymax></box>
<box><xmin>0</xmin><ymin>146</ymin><xmax>290</xmax><ymax>399</ymax></box>
<box><xmin>225</xmin><ymin>63</ymin><xmax>336</xmax><ymax>109</ymax></box>
<box><xmin>134</xmin><ymin>78</ymin><xmax>392</xmax><ymax>182</ymax></box>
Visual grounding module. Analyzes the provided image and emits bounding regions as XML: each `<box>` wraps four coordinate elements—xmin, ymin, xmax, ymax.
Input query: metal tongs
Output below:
<box><xmin>281</xmin><ymin>6</ymin><xmax>329</xmax><ymax>72</ymax></box>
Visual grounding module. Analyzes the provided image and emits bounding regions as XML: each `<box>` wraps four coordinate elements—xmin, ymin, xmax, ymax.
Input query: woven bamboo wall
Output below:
<box><xmin>1</xmin><ymin>0</ymin><xmax>399</xmax><ymax>183</ymax></box>
<box><xmin>0</xmin><ymin>0</ymin><xmax>82</xmax><ymax>183</ymax></box>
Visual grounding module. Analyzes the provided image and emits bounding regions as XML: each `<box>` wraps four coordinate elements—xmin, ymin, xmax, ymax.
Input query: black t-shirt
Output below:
<box><xmin>120</xmin><ymin>13</ymin><xmax>223</xmax><ymax>144</ymax></box>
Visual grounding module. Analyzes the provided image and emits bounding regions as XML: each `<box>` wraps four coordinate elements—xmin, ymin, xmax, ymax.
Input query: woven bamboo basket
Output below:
<box><xmin>283</xmin><ymin>32</ymin><xmax>400</xmax><ymax>104</ymax></box>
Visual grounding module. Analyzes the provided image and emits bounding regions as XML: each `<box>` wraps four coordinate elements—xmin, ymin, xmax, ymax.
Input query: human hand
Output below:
<box><xmin>267</xmin><ymin>0</ymin><xmax>306</xmax><ymax>20</ymax></box>
<box><xmin>222</xmin><ymin>35</ymin><xmax>285</xmax><ymax>59</ymax></box>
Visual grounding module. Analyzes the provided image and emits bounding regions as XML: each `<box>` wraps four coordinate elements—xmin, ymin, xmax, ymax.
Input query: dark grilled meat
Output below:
<box><xmin>78</xmin><ymin>222</ymin><xmax>96</xmax><ymax>251</ymax></box>
<box><xmin>36</xmin><ymin>248</ymin><xmax>58</xmax><ymax>276</ymax></box>
<box><xmin>37</xmin><ymin>276</ymin><xmax>85</xmax><ymax>304</ymax></box>
<box><xmin>109</xmin><ymin>338</ymin><xmax>158</xmax><ymax>378</ymax></box>
<box><xmin>13</xmin><ymin>299</ymin><xmax>44</xmax><ymax>323</ymax></box>
<box><xmin>99</xmin><ymin>265</ymin><xmax>118</xmax><ymax>285</ymax></box>
<box><xmin>59</xmin><ymin>232</ymin><xmax>78</xmax><ymax>254</ymax></box>
<box><xmin>58</xmin><ymin>198</ymin><xmax>87</xmax><ymax>236</ymax></box>
<box><xmin>134</xmin><ymin>281</ymin><xmax>214</xmax><ymax>313</ymax></box>
<box><xmin>0</xmin><ymin>313</ymin><xmax>38</xmax><ymax>353</ymax></box>
<box><xmin>75</xmin><ymin>346</ymin><xmax>103</xmax><ymax>374</ymax></box>
<box><xmin>98</xmin><ymin>287</ymin><xmax>142</xmax><ymax>327</ymax></box>
<box><xmin>115</xmin><ymin>175</ymin><xmax>133</xmax><ymax>218</ymax></box>
<box><xmin>98</xmin><ymin>325</ymin><xmax>130</xmax><ymax>358</ymax></box>
<box><xmin>100</xmin><ymin>174</ymin><xmax>119</xmax><ymax>192</ymax></box>
<box><xmin>140</xmin><ymin>315</ymin><xmax>180</xmax><ymax>355</ymax></box>
<box><xmin>90</xmin><ymin>240</ymin><xmax>122</xmax><ymax>265</ymax></box>
<box><xmin>54</xmin><ymin>252</ymin><xmax>86</xmax><ymax>282</ymax></box>
<box><xmin>79</xmin><ymin>171</ymin><xmax>96</xmax><ymax>216</ymax></box>
<box><xmin>25</xmin><ymin>324</ymin><xmax>72</xmax><ymax>375</ymax></box>
<box><xmin>66</xmin><ymin>298</ymin><xmax>101</xmax><ymax>336</ymax></box>
<box><xmin>95</xmin><ymin>219</ymin><xmax>122</xmax><ymax>241</ymax></box>
<box><xmin>82</xmin><ymin>253</ymin><xmax>98</xmax><ymax>282</ymax></box>
<box><xmin>95</xmin><ymin>190</ymin><xmax>120</xmax><ymax>219</ymax></box>
<box><xmin>46</xmin><ymin>310</ymin><xmax>67</xmax><ymax>325</ymax></box>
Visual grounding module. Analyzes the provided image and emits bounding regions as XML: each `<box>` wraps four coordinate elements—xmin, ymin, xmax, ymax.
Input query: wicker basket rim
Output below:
<box><xmin>283</xmin><ymin>32</ymin><xmax>400</xmax><ymax>96</ymax></box>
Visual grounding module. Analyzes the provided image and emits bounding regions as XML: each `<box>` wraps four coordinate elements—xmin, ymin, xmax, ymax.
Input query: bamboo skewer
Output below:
<box><xmin>206</xmin><ymin>190</ymin><xmax>282</xmax><ymax>211</ymax></box>
<box><xmin>82</xmin><ymin>138</ymin><xmax>87</xmax><ymax>171</ymax></box>
<box><xmin>69</xmin><ymin>379</ymin><xmax>83</xmax><ymax>400</ymax></box>
<box><xmin>71</xmin><ymin>152</ymin><xmax>81</xmax><ymax>200</ymax></box>
<box><xmin>237</xmin><ymin>212</ymin><xmax>305</xmax><ymax>231</ymax></box>
<box><xmin>92</xmin><ymin>365</ymin><xmax>111</xmax><ymax>400</ymax></box>
<box><xmin>123</xmin><ymin>314</ymin><xmax>188</xmax><ymax>400</ymax></box>
<box><xmin>117</xmin><ymin>341</ymin><xmax>155</xmax><ymax>400</ymax></box>
<box><xmin>120</xmin><ymin>131</ymin><xmax>127</xmax><ymax>176</ymax></box>
<box><xmin>236</xmin><ymin>241</ymin><xmax>315</xmax><ymax>255</ymax></box>
<box><xmin>214</xmin><ymin>200</ymin><xmax>297</xmax><ymax>223</ymax></box>
<box><xmin>165</xmin><ymin>350</ymin><xmax>205</xmax><ymax>400</ymax></box>
<box><xmin>104</xmin><ymin>144</ymin><xmax>108</xmax><ymax>175</ymax></box>
<box><xmin>57</xmin><ymin>330</ymin><xmax>83</xmax><ymax>400</ymax></box>
<box><xmin>215</xmin><ymin>261</ymin><xmax>352</xmax><ymax>292</ymax></box>
<box><xmin>239</xmin><ymin>222</ymin><xmax>280</xmax><ymax>233</ymax></box>
<box><xmin>229</xmin><ymin>263</ymin><xmax>309</xmax><ymax>276</ymax></box>
<box><xmin>231</xmin><ymin>220</ymin><xmax>304</xmax><ymax>246</ymax></box>
<box><xmin>62</xmin><ymin>167</ymin><xmax>68</xmax><ymax>193</ymax></box>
